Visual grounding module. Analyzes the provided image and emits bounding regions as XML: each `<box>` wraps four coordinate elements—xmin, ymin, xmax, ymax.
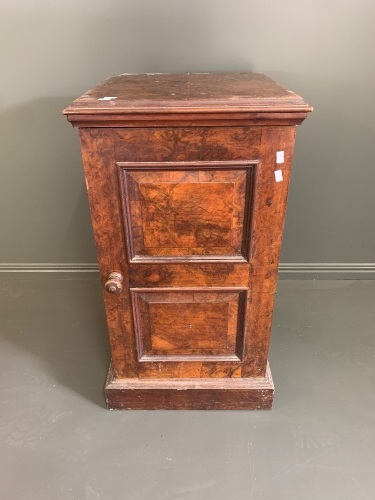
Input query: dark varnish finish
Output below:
<box><xmin>64</xmin><ymin>73</ymin><xmax>312</xmax><ymax>409</ymax></box>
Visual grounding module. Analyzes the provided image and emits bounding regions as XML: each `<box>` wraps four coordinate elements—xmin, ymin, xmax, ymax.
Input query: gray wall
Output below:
<box><xmin>1</xmin><ymin>0</ymin><xmax>375</xmax><ymax>268</ymax></box>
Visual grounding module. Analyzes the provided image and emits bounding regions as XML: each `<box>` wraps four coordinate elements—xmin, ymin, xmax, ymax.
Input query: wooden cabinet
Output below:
<box><xmin>64</xmin><ymin>73</ymin><xmax>312</xmax><ymax>409</ymax></box>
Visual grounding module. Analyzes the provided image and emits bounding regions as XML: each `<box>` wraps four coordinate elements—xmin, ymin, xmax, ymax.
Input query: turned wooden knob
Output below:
<box><xmin>105</xmin><ymin>272</ymin><xmax>123</xmax><ymax>294</ymax></box>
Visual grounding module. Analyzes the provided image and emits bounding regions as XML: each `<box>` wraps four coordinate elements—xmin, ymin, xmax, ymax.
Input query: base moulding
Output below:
<box><xmin>105</xmin><ymin>362</ymin><xmax>274</xmax><ymax>410</ymax></box>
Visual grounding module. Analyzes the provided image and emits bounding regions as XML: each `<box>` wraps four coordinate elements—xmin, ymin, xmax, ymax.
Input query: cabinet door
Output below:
<box><xmin>79</xmin><ymin>126</ymin><xmax>295</xmax><ymax>379</ymax></box>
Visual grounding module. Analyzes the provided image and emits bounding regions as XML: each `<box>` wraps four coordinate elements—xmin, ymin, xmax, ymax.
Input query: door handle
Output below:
<box><xmin>105</xmin><ymin>272</ymin><xmax>123</xmax><ymax>295</ymax></box>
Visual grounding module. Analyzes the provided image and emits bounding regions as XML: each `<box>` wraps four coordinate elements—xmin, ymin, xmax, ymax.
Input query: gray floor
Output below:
<box><xmin>1</xmin><ymin>276</ymin><xmax>374</xmax><ymax>500</ymax></box>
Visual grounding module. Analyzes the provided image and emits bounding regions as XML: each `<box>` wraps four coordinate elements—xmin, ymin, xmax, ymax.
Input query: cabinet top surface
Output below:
<box><xmin>63</xmin><ymin>72</ymin><xmax>312</xmax><ymax>116</ymax></box>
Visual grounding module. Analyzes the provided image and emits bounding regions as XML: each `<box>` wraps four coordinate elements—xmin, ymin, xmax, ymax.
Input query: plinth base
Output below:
<box><xmin>105</xmin><ymin>363</ymin><xmax>274</xmax><ymax>410</ymax></box>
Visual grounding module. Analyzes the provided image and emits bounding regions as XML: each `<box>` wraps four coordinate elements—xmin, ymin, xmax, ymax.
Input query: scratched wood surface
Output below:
<box><xmin>66</xmin><ymin>73</ymin><xmax>312</xmax><ymax>409</ymax></box>
<box><xmin>63</xmin><ymin>73</ymin><xmax>312</xmax><ymax>128</ymax></box>
<box><xmin>63</xmin><ymin>72</ymin><xmax>312</xmax><ymax>114</ymax></box>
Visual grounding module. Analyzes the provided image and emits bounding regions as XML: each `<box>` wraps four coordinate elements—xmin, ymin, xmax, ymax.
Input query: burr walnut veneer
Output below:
<box><xmin>64</xmin><ymin>73</ymin><xmax>312</xmax><ymax>410</ymax></box>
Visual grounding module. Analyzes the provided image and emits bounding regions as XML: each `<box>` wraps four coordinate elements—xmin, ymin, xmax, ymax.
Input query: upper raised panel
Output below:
<box><xmin>118</xmin><ymin>161</ymin><xmax>256</xmax><ymax>262</ymax></box>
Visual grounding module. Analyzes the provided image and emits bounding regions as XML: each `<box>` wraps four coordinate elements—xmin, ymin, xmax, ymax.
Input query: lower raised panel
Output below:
<box><xmin>105</xmin><ymin>363</ymin><xmax>274</xmax><ymax>410</ymax></box>
<box><xmin>131</xmin><ymin>288</ymin><xmax>247</xmax><ymax>361</ymax></box>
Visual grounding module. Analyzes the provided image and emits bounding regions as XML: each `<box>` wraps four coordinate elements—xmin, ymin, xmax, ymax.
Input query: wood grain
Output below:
<box><xmin>78</xmin><ymin>128</ymin><xmax>138</xmax><ymax>378</ymax></box>
<box><xmin>118</xmin><ymin>162</ymin><xmax>255</xmax><ymax>261</ymax></box>
<box><xmin>131</xmin><ymin>288</ymin><xmax>246</xmax><ymax>360</ymax></box>
<box><xmin>128</xmin><ymin>262</ymin><xmax>249</xmax><ymax>288</ymax></box>
<box><xmin>242</xmin><ymin>126</ymin><xmax>297</xmax><ymax>377</ymax></box>
<box><xmin>65</xmin><ymin>72</ymin><xmax>312</xmax><ymax>409</ymax></box>
<box><xmin>113</xmin><ymin>127</ymin><xmax>262</xmax><ymax>161</ymax></box>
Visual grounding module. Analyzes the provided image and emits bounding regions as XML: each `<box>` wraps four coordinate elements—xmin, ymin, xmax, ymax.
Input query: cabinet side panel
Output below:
<box><xmin>242</xmin><ymin>126</ymin><xmax>297</xmax><ymax>377</ymax></box>
<box><xmin>78</xmin><ymin>128</ymin><xmax>138</xmax><ymax>378</ymax></box>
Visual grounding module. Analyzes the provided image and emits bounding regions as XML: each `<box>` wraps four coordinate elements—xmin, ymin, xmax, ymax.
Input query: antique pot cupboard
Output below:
<box><xmin>63</xmin><ymin>73</ymin><xmax>312</xmax><ymax>410</ymax></box>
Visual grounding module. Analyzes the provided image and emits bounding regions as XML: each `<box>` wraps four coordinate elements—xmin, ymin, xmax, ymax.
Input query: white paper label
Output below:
<box><xmin>97</xmin><ymin>96</ymin><xmax>117</xmax><ymax>101</ymax></box>
<box><xmin>274</xmin><ymin>170</ymin><xmax>283</xmax><ymax>182</ymax></box>
<box><xmin>276</xmin><ymin>151</ymin><xmax>284</xmax><ymax>164</ymax></box>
